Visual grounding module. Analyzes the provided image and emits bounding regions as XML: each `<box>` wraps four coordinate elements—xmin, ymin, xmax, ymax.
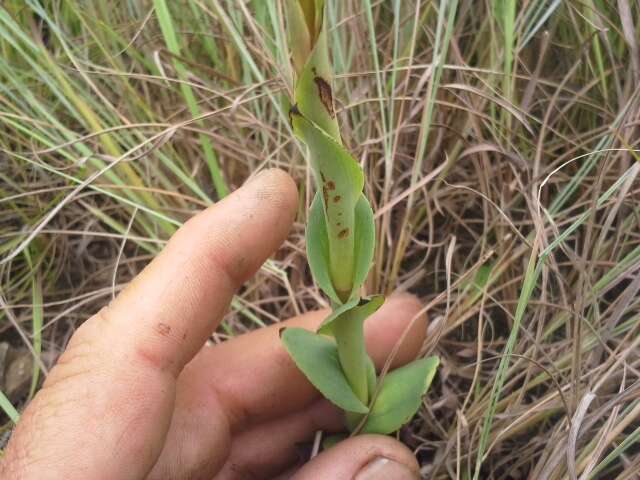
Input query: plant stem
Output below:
<box><xmin>332</xmin><ymin>308</ymin><xmax>369</xmax><ymax>404</ymax></box>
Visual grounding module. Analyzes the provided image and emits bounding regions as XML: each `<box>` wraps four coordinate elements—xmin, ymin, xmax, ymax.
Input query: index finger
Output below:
<box><xmin>106</xmin><ymin>169</ymin><xmax>298</xmax><ymax>377</ymax></box>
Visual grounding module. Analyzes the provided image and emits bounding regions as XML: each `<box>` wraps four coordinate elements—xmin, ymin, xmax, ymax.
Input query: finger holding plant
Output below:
<box><xmin>281</xmin><ymin>0</ymin><xmax>439</xmax><ymax>438</ymax></box>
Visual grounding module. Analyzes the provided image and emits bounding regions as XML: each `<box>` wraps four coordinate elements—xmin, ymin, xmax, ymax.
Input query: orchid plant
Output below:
<box><xmin>280</xmin><ymin>0</ymin><xmax>439</xmax><ymax>437</ymax></box>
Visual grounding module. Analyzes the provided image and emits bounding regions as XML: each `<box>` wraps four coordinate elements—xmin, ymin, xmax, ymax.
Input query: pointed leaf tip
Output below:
<box><xmin>318</xmin><ymin>295</ymin><xmax>384</xmax><ymax>335</ymax></box>
<box><xmin>361</xmin><ymin>356</ymin><xmax>440</xmax><ymax>434</ymax></box>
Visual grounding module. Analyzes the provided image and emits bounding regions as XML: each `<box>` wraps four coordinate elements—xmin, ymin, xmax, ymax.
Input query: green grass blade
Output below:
<box><xmin>0</xmin><ymin>389</ymin><xmax>20</xmax><ymax>424</ymax></box>
<box><xmin>473</xmin><ymin>247</ymin><xmax>541</xmax><ymax>479</ymax></box>
<box><xmin>29</xmin><ymin>269</ymin><xmax>43</xmax><ymax>400</ymax></box>
<box><xmin>153</xmin><ymin>0</ymin><xmax>228</xmax><ymax>198</ymax></box>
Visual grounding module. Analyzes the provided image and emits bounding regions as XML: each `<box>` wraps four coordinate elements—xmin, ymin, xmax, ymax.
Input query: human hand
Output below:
<box><xmin>0</xmin><ymin>170</ymin><xmax>427</xmax><ymax>480</ymax></box>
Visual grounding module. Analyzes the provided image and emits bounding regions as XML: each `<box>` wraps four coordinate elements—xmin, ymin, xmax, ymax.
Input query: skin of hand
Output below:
<box><xmin>0</xmin><ymin>169</ymin><xmax>427</xmax><ymax>480</ymax></box>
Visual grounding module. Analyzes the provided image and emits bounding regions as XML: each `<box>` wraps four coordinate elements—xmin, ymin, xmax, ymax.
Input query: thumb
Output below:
<box><xmin>292</xmin><ymin>434</ymin><xmax>420</xmax><ymax>480</ymax></box>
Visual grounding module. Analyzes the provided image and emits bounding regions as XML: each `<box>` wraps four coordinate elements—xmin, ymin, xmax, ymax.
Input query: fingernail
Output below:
<box><xmin>354</xmin><ymin>456</ymin><xmax>418</xmax><ymax>480</ymax></box>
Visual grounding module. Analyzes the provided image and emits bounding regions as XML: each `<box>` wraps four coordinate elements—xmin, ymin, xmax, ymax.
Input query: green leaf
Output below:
<box><xmin>350</xmin><ymin>194</ymin><xmax>376</xmax><ymax>298</ymax></box>
<box><xmin>362</xmin><ymin>356</ymin><xmax>440</xmax><ymax>434</ymax></box>
<box><xmin>281</xmin><ymin>327</ymin><xmax>369</xmax><ymax>414</ymax></box>
<box><xmin>294</xmin><ymin>10</ymin><xmax>339</xmax><ymax>141</ymax></box>
<box><xmin>313</xmin><ymin>0</ymin><xmax>325</xmax><ymax>39</ymax></box>
<box><xmin>293</xmin><ymin>111</ymin><xmax>364</xmax><ymax>298</ymax></box>
<box><xmin>306</xmin><ymin>193</ymin><xmax>375</xmax><ymax>303</ymax></box>
<box><xmin>289</xmin><ymin>0</ymin><xmax>372</xmax><ymax>301</ymax></box>
<box><xmin>285</xmin><ymin>0</ymin><xmax>312</xmax><ymax>75</ymax></box>
<box><xmin>318</xmin><ymin>295</ymin><xmax>384</xmax><ymax>335</ymax></box>
<box><xmin>297</xmin><ymin>0</ymin><xmax>317</xmax><ymax>40</ymax></box>
<box><xmin>306</xmin><ymin>191</ymin><xmax>340</xmax><ymax>303</ymax></box>
<box><xmin>366</xmin><ymin>355</ymin><xmax>377</xmax><ymax>397</ymax></box>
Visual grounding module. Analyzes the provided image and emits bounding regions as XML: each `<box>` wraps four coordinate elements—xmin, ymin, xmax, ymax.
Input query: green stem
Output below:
<box><xmin>332</xmin><ymin>309</ymin><xmax>369</xmax><ymax>404</ymax></box>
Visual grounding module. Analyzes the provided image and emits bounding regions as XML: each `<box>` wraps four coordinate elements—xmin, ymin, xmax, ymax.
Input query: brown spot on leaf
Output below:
<box><xmin>338</xmin><ymin>228</ymin><xmax>350</xmax><ymax>239</ymax></box>
<box><xmin>333</xmin><ymin>195</ymin><xmax>341</xmax><ymax>203</ymax></box>
<box><xmin>322</xmin><ymin>180</ymin><xmax>336</xmax><ymax>206</ymax></box>
<box><xmin>288</xmin><ymin>104</ymin><xmax>301</xmax><ymax>126</ymax></box>
<box><xmin>155</xmin><ymin>323</ymin><xmax>171</xmax><ymax>336</ymax></box>
<box><xmin>314</xmin><ymin>76</ymin><xmax>335</xmax><ymax>118</ymax></box>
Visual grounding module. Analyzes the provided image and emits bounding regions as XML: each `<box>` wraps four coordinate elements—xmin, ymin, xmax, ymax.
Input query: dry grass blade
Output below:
<box><xmin>567</xmin><ymin>392</ymin><xmax>596</xmax><ymax>480</ymax></box>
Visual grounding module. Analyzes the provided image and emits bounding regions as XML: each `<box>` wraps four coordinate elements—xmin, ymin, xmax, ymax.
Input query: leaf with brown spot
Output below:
<box><xmin>313</xmin><ymin>75</ymin><xmax>335</xmax><ymax>118</ymax></box>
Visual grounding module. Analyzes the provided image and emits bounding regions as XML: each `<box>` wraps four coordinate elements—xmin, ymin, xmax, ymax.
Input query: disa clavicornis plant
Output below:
<box><xmin>280</xmin><ymin>0</ymin><xmax>439</xmax><ymax>438</ymax></box>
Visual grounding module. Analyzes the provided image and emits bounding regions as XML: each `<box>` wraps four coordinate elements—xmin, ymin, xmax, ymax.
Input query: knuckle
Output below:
<box><xmin>43</xmin><ymin>314</ymin><xmax>103</xmax><ymax>392</ymax></box>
